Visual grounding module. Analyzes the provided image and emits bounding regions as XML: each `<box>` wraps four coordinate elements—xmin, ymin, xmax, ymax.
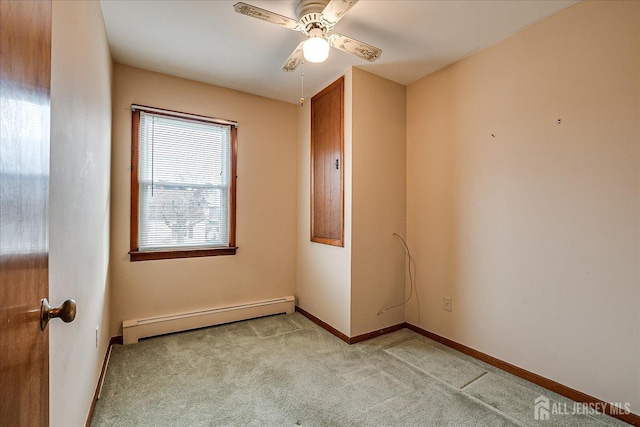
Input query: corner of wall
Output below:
<box><xmin>295</xmin><ymin>70</ymin><xmax>352</xmax><ymax>337</ymax></box>
<box><xmin>349</xmin><ymin>68</ymin><xmax>407</xmax><ymax>336</ymax></box>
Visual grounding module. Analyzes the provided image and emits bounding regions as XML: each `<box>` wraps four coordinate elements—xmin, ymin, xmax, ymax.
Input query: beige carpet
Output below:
<box><xmin>92</xmin><ymin>313</ymin><xmax>626</xmax><ymax>426</ymax></box>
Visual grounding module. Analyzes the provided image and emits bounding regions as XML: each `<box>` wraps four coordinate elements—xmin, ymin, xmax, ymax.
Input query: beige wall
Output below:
<box><xmin>351</xmin><ymin>68</ymin><xmax>406</xmax><ymax>336</ymax></box>
<box><xmin>297</xmin><ymin>69</ymin><xmax>407</xmax><ymax>337</ymax></box>
<box><xmin>110</xmin><ymin>64</ymin><xmax>298</xmax><ymax>336</ymax></box>
<box><xmin>296</xmin><ymin>71</ymin><xmax>353</xmax><ymax>336</ymax></box>
<box><xmin>50</xmin><ymin>1</ymin><xmax>112</xmax><ymax>425</ymax></box>
<box><xmin>406</xmin><ymin>0</ymin><xmax>639</xmax><ymax>412</ymax></box>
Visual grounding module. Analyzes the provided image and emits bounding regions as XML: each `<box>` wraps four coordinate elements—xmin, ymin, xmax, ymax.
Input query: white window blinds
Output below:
<box><xmin>137</xmin><ymin>111</ymin><xmax>232</xmax><ymax>251</ymax></box>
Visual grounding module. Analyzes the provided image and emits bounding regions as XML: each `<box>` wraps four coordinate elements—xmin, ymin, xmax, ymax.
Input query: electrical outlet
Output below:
<box><xmin>95</xmin><ymin>325</ymin><xmax>99</xmax><ymax>348</ymax></box>
<box><xmin>443</xmin><ymin>297</ymin><xmax>452</xmax><ymax>312</ymax></box>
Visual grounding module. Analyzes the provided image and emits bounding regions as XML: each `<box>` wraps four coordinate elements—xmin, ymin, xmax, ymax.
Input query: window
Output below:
<box><xmin>130</xmin><ymin>105</ymin><xmax>237</xmax><ymax>261</ymax></box>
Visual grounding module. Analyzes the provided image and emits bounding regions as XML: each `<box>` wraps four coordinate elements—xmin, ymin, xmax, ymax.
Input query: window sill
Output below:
<box><xmin>129</xmin><ymin>247</ymin><xmax>238</xmax><ymax>261</ymax></box>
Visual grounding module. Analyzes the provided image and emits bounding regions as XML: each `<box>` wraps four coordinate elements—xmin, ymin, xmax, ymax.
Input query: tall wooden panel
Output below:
<box><xmin>0</xmin><ymin>0</ymin><xmax>52</xmax><ymax>425</ymax></box>
<box><xmin>311</xmin><ymin>77</ymin><xmax>344</xmax><ymax>247</ymax></box>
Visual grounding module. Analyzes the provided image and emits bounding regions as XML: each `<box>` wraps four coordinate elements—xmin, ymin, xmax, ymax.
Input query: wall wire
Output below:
<box><xmin>378</xmin><ymin>233</ymin><xmax>416</xmax><ymax>316</ymax></box>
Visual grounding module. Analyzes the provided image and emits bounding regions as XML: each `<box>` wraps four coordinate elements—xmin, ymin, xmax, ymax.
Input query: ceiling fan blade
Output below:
<box><xmin>281</xmin><ymin>41</ymin><xmax>306</xmax><ymax>72</ymax></box>
<box><xmin>234</xmin><ymin>2</ymin><xmax>302</xmax><ymax>31</ymax></box>
<box><xmin>328</xmin><ymin>33</ymin><xmax>382</xmax><ymax>62</ymax></box>
<box><xmin>321</xmin><ymin>0</ymin><xmax>358</xmax><ymax>29</ymax></box>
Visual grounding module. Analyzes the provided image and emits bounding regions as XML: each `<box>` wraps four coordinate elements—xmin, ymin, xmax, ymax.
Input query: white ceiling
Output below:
<box><xmin>100</xmin><ymin>0</ymin><xmax>576</xmax><ymax>104</ymax></box>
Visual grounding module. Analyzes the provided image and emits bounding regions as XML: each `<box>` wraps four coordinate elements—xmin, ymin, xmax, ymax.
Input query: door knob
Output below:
<box><xmin>40</xmin><ymin>298</ymin><xmax>76</xmax><ymax>330</ymax></box>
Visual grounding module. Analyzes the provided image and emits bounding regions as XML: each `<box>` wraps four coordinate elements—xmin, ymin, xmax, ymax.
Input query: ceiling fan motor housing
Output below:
<box><xmin>297</xmin><ymin>0</ymin><xmax>330</xmax><ymax>34</ymax></box>
<box><xmin>232</xmin><ymin>0</ymin><xmax>382</xmax><ymax>71</ymax></box>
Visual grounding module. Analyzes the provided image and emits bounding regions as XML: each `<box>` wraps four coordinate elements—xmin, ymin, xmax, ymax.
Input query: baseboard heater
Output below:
<box><xmin>122</xmin><ymin>295</ymin><xmax>295</xmax><ymax>345</ymax></box>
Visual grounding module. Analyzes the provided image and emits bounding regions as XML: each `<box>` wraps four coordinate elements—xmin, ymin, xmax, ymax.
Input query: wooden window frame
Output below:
<box><xmin>310</xmin><ymin>76</ymin><xmax>345</xmax><ymax>247</ymax></box>
<box><xmin>129</xmin><ymin>106</ymin><xmax>238</xmax><ymax>261</ymax></box>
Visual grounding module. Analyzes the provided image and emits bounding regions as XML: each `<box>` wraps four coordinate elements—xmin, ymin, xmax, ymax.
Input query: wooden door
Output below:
<box><xmin>310</xmin><ymin>76</ymin><xmax>344</xmax><ymax>246</ymax></box>
<box><xmin>0</xmin><ymin>1</ymin><xmax>52</xmax><ymax>426</ymax></box>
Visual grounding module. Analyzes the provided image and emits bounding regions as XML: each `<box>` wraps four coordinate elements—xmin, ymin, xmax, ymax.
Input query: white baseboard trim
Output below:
<box><xmin>122</xmin><ymin>295</ymin><xmax>296</xmax><ymax>344</ymax></box>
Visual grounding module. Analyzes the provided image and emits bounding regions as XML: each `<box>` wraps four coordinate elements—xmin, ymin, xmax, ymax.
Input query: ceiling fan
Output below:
<box><xmin>233</xmin><ymin>0</ymin><xmax>382</xmax><ymax>72</ymax></box>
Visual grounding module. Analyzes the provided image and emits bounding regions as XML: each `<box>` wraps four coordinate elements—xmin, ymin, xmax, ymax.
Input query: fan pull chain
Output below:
<box><xmin>300</xmin><ymin>70</ymin><xmax>304</xmax><ymax>107</ymax></box>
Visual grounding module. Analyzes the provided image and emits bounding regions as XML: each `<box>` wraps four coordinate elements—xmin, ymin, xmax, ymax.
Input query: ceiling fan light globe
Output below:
<box><xmin>303</xmin><ymin>36</ymin><xmax>330</xmax><ymax>63</ymax></box>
